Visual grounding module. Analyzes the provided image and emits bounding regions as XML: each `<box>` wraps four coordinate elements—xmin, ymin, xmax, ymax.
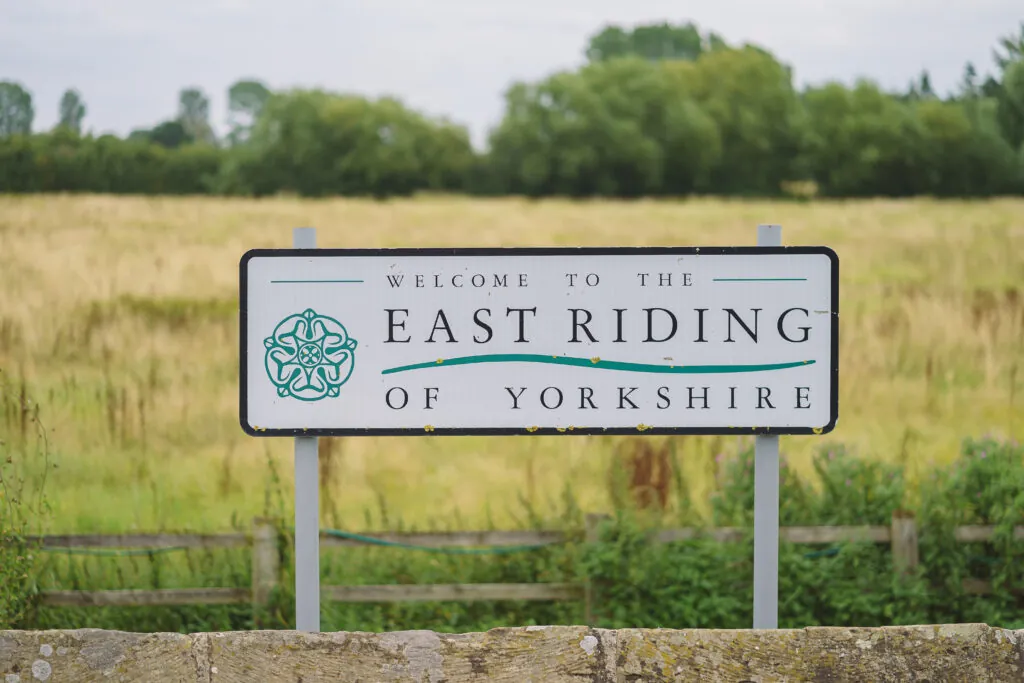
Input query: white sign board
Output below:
<box><xmin>240</xmin><ymin>247</ymin><xmax>838</xmax><ymax>436</ymax></box>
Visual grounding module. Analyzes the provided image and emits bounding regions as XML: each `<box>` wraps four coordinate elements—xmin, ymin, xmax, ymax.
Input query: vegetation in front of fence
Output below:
<box><xmin>584</xmin><ymin>436</ymin><xmax>1024</xmax><ymax>630</ymax></box>
<box><xmin>10</xmin><ymin>434</ymin><xmax>1024</xmax><ymax>633</ymax></box>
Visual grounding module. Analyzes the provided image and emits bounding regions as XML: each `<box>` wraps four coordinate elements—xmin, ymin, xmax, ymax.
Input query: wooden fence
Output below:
<box><xmin>27</xmin><ymin>511</ymin><xmax>1017</xmax><ymax>616</ymax></box>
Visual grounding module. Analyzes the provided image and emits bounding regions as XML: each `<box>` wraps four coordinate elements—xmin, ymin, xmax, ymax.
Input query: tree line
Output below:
<box><xmin>2</xmin><ymin>21</ymin><xmax>1023</xmax><ymax>199</ymax></box>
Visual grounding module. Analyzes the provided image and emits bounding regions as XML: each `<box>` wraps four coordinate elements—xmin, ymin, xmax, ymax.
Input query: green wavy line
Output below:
<box><xmin>381</xmin><ymin>354</ymin><xmax>815</xmax><ymax>375</ymax></box>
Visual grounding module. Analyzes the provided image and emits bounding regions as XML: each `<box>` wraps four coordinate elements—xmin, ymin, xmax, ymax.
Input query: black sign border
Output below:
<box><xmin>240</xmin><ymin>246</ymin><xmax>839</xmax><ymax>437</ymax></box>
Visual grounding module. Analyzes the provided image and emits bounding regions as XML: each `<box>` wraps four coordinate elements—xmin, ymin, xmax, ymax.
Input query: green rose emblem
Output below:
<box><xmin>264</xmin><ymin>308</ymin><xmax>357</xmax><ymax>401</ymax></box>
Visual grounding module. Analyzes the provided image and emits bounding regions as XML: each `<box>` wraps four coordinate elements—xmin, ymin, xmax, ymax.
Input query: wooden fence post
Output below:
<box><xmin>891</xmin><ymin>510</ymin><xmax>919</xmax><ymax>576</ymax></box>
<box><xmin>252</xmin><ymin>517</ymin><xmax>280</xmax><ymax>616</ymax></box>
<box><xmin>584</xmin><ymin>513</ymin><xmax>610</xmax><ymax>625</ymax></box>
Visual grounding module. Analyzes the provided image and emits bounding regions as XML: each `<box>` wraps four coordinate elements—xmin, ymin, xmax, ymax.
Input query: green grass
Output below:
<box><xmin>0</xmin><ymin>194</ymin><xmax>1021</xmax><ymax>536</ymax></box>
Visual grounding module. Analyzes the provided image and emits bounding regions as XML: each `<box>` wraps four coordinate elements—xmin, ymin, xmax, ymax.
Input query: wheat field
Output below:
<box><xmin>0</xmin><ymin>194</ymin><xmax>1021</xmax><ymax>533</ymax></box>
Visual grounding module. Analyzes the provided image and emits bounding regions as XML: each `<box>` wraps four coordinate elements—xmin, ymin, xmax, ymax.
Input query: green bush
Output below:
<box><xmin>0</xmin><ymin>131</ymin><xmax>221</xmax><ymax>195</ymax></box>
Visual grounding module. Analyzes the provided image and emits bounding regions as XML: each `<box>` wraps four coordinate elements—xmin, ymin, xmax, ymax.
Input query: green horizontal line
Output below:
<box><xmin>271</xmin><ymin>279</ymin><xmax>364</xmax><ymax>284</ymax></box>
<box><xmin>381</xmin><ymin>354</ymin><xmax>814</xmax><ymax>375</ymax></box>
<box><xmin>713</xmin><ymin>278</ymin><xmax>807</xmax><ymax>282</ymax></box>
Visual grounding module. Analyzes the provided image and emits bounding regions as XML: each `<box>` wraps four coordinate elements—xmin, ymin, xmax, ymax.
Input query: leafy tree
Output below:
<box><xmin>959</xmin><ymin>62</ymin><xmax>979</xmax><ymax>100</ymax></box>
<box><xmin>802</xmin><ymin>80</ymin><xmax>927</xmax><ymax>197</ymax></box>
<box><xmin>902</xmin><ymin>70</ymin><xmax>938</xmax><ymax>102</ymax></box>
<box><xmin>415</xmin><ymin>118</ymin><xmax>476</xmax><ymax>191</ymax></box>
<box><xmin>585</xmin><ymin>26</ymin><xmax>632</xmax><ymax>62</ymax></box>
<box><xmin>585</xmin><ymin>21</ymin><xmax>725</xmax><ymax>63</ymax></box>
<box><xmin>801</xmin><ymin>78</ymin><xmax>1020</xmax><ymax>197</ymax></box>
<box><xmin>996</xmin><ymin>59</ymin><xmax>1024</xmax><ymax>150</ymax></box>
<box><xmin>919</xmin><ymin>71</ymin><xmax>936</xmax><ymax>99</ymax></box>
<box><xmin>992</xmin><ymin>21</ymin><xmax>1024</xmax><ymax>72</ymax></box>
<box><xmin>0</xmin><ymin>81</ymin><xmax>33</xmax><ymax>137</ymax></box>
<box><xmin>916</xmin><ymin>99</ymin><xmax>983</xmax><ymax>194</ymax></box>
<box><xmin>230</xmin><ymin>89</ymin><xmax>473</xmax><ymax>198</ymax></box>
<box><xmin>488</xmin><ymin>57</ymin><xmax>724</xmax><ymax>198</ymax></box>
<box><xmin>488</xmin><ymin>65</ymin><xmax>652</xmax><ymax>197</ymax></box>
<box><xmin>177</xmin><ymin>87</ymin><xmax>215</xmax><ymax>144</ymax></box>
<box><xmin>0</xmin><ymin>129</ymin><xmax>222</xmax><ymax>194</ymax></box>
<box><xmin>578</xmin><ymin>57</ymin><xmax>721</xmax><ymax>195</ymax></box>
<box><xmin>142</xmin><ymin>122</ymin><xmax>193</xmax><ymax>150</ymax></box>
<box><xmin>227</xmin><ymin>79</ymin><xmax>271</xmax><ymax>145</ymax></box>
<box><xmin>57</xmin><ymin>88</ymin><xmax>86</xmax><ymax>133</ymax></box>
<box><xmin>665</xmin><ymin>45</ymin><xmax>806</xmax><ymax>195</ymax></box>
<box><xmin>981</xmin><ymin>76</ymin><xmax>1003</xmax><ymax>100</ymax></box>
<box><xmin>984</xmin><ymin>22</ymin><xmax>1024</xmax><ymax>150</ymax></box>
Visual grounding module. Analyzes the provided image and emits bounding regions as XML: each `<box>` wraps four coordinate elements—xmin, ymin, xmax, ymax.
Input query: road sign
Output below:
<box><xmin>240</xmin><ymin>246</ymin><xmax>838</xmax><ymax>437</ymax></box>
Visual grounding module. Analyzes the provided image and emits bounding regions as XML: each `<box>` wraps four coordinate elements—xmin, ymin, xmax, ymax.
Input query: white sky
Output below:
<box><xmin>1</xmin><ymin>0</ymin><xmax>1020</xmax><ymax>148</ymax></box>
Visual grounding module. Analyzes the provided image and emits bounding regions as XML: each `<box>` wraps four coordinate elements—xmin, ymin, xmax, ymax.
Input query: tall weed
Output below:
<box><xmin>0</xmin><ymin>371</ymin><xmax>51</xmax><ymax>628</ymax></box>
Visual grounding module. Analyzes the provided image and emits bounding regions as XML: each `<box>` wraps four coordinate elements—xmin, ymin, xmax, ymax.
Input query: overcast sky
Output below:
<box><xmin>2</xmin><ymin>0</ymin><xmax>1020</xmax><ymax>148</ymax></box>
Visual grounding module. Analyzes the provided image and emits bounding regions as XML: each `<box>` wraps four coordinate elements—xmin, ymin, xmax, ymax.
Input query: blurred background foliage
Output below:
<box><xmin>2</xmin><ymin>21</ymin><xmax>1023</xmax><ymax>200</ymax></box>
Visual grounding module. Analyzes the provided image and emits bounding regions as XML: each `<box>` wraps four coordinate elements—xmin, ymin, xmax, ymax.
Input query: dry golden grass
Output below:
<box><xmin>0</xmin><ymin>194</ymin><xmax>1021</xmax><ymax>533</ymax></box>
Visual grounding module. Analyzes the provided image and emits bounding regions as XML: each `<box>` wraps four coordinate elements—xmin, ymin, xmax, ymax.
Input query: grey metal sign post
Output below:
<box><xmin>292</xmin><ymin>226</ymin><xmax>320</xmax><ymax>632</ymax></box>
<box><xmin>753</xmin><ymin>224</ymin><xmax>781</xmax><ymax>630</ymax></box>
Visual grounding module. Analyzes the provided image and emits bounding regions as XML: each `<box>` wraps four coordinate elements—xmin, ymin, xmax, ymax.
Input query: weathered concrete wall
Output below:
<box><xmin>1</xmin><ymin>623</ymin><xmax>1022</xmax><ymax>682</ymax></box>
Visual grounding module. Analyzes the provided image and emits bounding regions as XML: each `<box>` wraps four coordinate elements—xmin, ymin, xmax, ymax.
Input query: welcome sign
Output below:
<box><xmin>239</xmin><ymin>247</ymin><xmax>838</xmax><ymax>436</ymax></box>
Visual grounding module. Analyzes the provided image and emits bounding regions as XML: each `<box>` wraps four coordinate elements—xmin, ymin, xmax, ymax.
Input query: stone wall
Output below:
<box><xmin>2</xmin><ymin>623</ymin><xmax>1022</xmax><ymax>681</ymax></box>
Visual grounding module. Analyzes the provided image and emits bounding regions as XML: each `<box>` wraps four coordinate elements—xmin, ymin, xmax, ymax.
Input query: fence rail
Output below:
<box><xmin>39</xmin><ymin>588</ymin><xmax>250</xmax><ymax>608</ymax></box>
<box><xmin>321</xmin><ymin>530</ymin><xmax>564</xmax><ymax>549</ymax></box>
<box><xmin>23</xmin><ymin>512</ymin><xmax>1024</xmax><ymax>616</ymax></box>
<box><xmin>322</xmin><ymin>583</ymin><xmax>584</xmax><ymax>604</ymax></box>
<box><xmin>30</xmin><ymin>533</ymin><xmax>250</xmax><ymax>549</ymax></box>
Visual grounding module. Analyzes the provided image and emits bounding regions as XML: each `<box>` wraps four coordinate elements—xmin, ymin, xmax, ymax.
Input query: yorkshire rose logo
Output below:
<box><xmin>264</xmin><ymin>308</ymin><xmax>357</xmax><ymax>401</ymax></box>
